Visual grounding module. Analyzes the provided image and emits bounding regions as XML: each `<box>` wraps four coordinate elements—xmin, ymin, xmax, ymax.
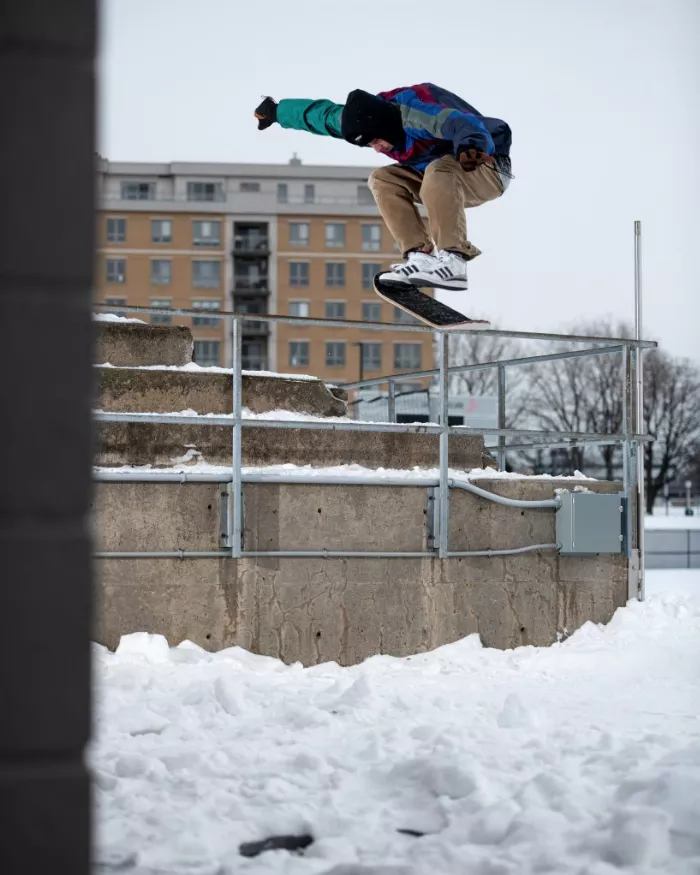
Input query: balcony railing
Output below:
<box><xmin>233</xmin><ymin>237</ymin><xmax>269</xmax><ymax>253</ymax></box>
<box><xmin>242</xmin><ymin>320</ymin><xmax>270</xmax><ymax>335</ymax></box>
<box><xmin>234</xmin><ymin>277</ymin><xmax>268</xmax><ymax>291</ymax></box>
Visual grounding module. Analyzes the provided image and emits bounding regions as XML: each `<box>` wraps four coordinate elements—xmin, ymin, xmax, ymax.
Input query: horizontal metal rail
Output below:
<box><xmin>93</xmin><ymin>411</ymin><xmax>652</xmax><ymax>445</ymax></box>
<box><xmin>344</xmin><ymin>344</ymin><xmax>629</xmax><ymax>390</ymax></box>
<box><xmin>93</xmin><ymin>545</ymin><xmax>560</xmax><ymax>560</ymax></box>
<box><xmin>95</xmin><ymin>550</ymin><xmax>231</xmax><ymax>559</ymax></box>
<box><xmin>94</xmin><ymin>303</ymin><xmax>658</xmax><ymax>348</ymax></box>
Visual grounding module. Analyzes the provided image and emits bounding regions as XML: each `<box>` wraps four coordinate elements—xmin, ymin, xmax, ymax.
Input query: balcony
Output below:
<box><xmin>233</xmin><ymin>236</ymin><xmax>269</xmax><ymax>254</ymax></box>
<box><xmin>234</xmin><ymin>276</ymin><xmax>268</xmax><ymax>292</ymax></box>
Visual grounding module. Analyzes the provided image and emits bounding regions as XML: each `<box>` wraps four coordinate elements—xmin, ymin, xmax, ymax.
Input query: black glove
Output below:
<box><xmin>458</xmin><ymin>147</ymin><xmax>495</xmax><ymax>172</ymax></box>
<box><xmin>255</xmin><ymin>97</ymin><xmax>278</xmax><ymax>130</ymax></box>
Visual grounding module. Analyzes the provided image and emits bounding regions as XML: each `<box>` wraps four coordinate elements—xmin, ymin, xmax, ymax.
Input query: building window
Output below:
<box><xmin>151</xmin><ymin>259</ymin><xmax>172</xmax><ymax>286</ymax></box>
<box><xmin>325</xmin><ymin>223</ymin><xmax>345</xmax><ymax>248</ymax></box>
<box><xmin>192</xmin><ymin>260</ymin><xmax>221</xmax><ymax>288</ymax></box>
<box><xmin>289</xmin><ymin>301</ymin><xmax>310</xmax><ymax>318</ymax></box>
<box><xmin>121</xmin><ymin>181</ymin><xmax>154</xmax><ymax>200</ymax></box>
<box><xmin>304</xmin><ymin>184</ymin><xmax>315</xmax><ymax>204</ymax></box>
<box><xmin>289</xmin><ymin>341</ymin><xmax>310</xmax><ymax>367</ymax></box>
<box><xmin>362</xmin><ymin>223</ymin><xmax>382</xmax><ymax>251</ymax></box>
<box><xmin>325</xmin><ymin>262</ymin><xmax>345</xmax><ymax>288</ymax></box>
<box><xmin>326</xmin><ymin>341</ymin><xmax>346</xmax><ymax>367</ymax></box>
<box><xmin>394</xmin><ymin>343</ymin><xmax>421</xmax><ymax>370</ymax></box>
<box><xmin>289</xmin><ymin>262</ymin><xmax>309</xmax><ymax>287</ymax></box>
<box><xmin>187</xmin><ymin>181</ymin><xmax>224</xmax><ymax>202</ymax></box>
<box><xmin>150</xmin><ymin>298</ymin><xmax>172</xmax><ymax>325</ymax></box>
<box><xmin>289</xmin><ymin>221</ymin><xmax>309</xmax><ymax>246</ymax></box>
<box><xmin>357</xmin><ymin>185</ymin><xmax>373</xmax><ymax>205</ymax></box>
<box><xmin>151</xmin><ymin>219</ymin><xmax>172</xmax><ymax>244</ymax></box>
<box><xmin>106</xmin><ymin>217</ymin><xmax>126</xmax><ymax>243</ymax></box>
<box><xmin>240</xmin><ymin>181</ymin><xmax>260</xmax><ymax>192</ymax></box>
<box><xmin>325</xmin><ymin>301</ymin><xmax>346</xmax><ymax>319</ymax></box>
<box><xmin>362</xmin><ymin>301</ymin><xmax>381</xmax><ymax>322</ymax></box>
<box><xmin>193</xmin><ymin>340</ymin><xmax>220</xmax><ymax>367</ymax></box>
<box><xmin>277</xmin><ymin>183</ymin><xmax>288</xmax><ymax>203</ymax></box>
<box><xmin>192</xmin><ymin>220</ymin><xmax>221</xmax><ymax>246</ymax></box>
<box><xmin>104</xmin><ymin>296</ymin><xmax>126</xmax><ymax>315</ymax></box>
<box><xmin>192</xmin><ymin>299</ymin><xmax>221</xmax><ymax>326</ymax></box>
<box><xmin>242</xmin><ymin>341</ymin><xmax>265</xmax><ymax>371</ymax></box>
<box><xmin>106</xmin><ymin>258</ymin><xmax>126</xmax><ymax>284</ymax></box>
<box><xmin>393</xmin><ymin>306</ymin><xmax>419</xmax><ymax>324</ymax></box>
<box><xmin>361</xmin><ymin>262</ymin><xmax>380</xmax><ymax>289</ymax></box>
<box><xmin>362</xmin><ymin>342</ymin><xmax>381</xmax><ymax>371</ymax></box>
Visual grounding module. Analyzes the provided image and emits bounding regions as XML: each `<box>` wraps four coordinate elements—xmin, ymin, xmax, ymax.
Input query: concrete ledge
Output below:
<box><xmin>93</xmin><ymin>478</ymin><xmax>627</xmax><ymax>662</ymax></box>
<box><xmin>96</xmin><ymin>368</ymin><xmax>348</xmax><ymax>417</ymax></box>
<box><xmin>95</xmin><ymin>322</ymin><xmax>193</xmax><ymax>367</ymax></box>
<box><xmin>96</xmin><ymin>421</ymin><xmax>487</xmax><ymax>469</ymax></box>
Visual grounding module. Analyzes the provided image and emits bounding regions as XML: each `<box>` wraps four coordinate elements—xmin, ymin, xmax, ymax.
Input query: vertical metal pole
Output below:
<box><xmin>437</xmin><ymin>332</ymin><xmax>450</xmax><ymax>558</ymax></box>
<box><xmin>232</xmin><ymin>316</ymin><xmax>243</xmax><ymax>558</ymax></box>
<box><xmin>634</xmin><ymin>221</ymin><xmax>645</xmax><ymax>600</ymax></box>
<box><xmin>497</xmin><ymin>364</ymin><xmax>506</xmax><ymax>471</ymax></box>
<box><xmin>621</xmin><ymin>345</ymin><xmax>631</xmax><ymax>559</ymax></box>
<box><xmin>387</xmin><ymin>380</ymin><xmax>396</xmax><ymax>424</ymax></box>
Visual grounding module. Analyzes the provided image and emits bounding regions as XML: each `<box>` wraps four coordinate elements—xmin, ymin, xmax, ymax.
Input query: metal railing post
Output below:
<box><xmin>387</xmin><ymin>380</ymin><xmax>396</xmax><ymax>423</ymax></box>
<box><xmin>497</xmin><ymin>364</ymin><xmax>506</xmax><ymax>471</ymax></box>
<box><xmin>437</xmin><ymin>332</ymin><xmax>450</xmax><ymax>558</ymax></box>
<box><xmin>231</xmin><ymin>315</ymin><xmax>243</xmax><ymax>558</ymax></box>
<box><xmin>621</xmin><ymin>345</ymin><xmax>632</xmax><ymax>573</ymax></box>
<box><xmin>634</xmin><ymin>220</ymin><xmax>646</xmax><ymax>599</ymax></box>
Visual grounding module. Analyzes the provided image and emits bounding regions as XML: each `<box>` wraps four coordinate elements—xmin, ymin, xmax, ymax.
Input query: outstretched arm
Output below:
<box><xmin>255</xmin><ymin>97</ymin><xmax>344</xmax><ymax>138</ymax></box>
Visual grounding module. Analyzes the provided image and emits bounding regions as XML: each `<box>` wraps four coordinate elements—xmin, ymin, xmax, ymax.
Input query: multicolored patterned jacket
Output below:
<box><xmin>276</xmin><ymin>83</ymin><xmax>511</xmax><ymax>173</ymax></box>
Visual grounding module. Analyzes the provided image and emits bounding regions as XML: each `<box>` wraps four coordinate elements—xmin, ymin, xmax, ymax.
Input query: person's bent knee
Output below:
<box><xmin>368</xmin><ymin>165</ymin><xmax>400</xmax><ymax>191</ymax></box>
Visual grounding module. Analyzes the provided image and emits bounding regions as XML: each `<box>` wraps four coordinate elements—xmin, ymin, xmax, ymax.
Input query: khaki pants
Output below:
<box><xmin>368</xmin><ymin>154</ymin><xmax>503</xmax><ymax>259</ymax></box>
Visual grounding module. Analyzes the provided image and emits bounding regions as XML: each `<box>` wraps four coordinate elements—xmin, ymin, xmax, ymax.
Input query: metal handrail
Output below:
<box><xmin>94</xmin><ymin>222</ymin><xmax>652</xmax><ymax>584</ymax></box>
<box><xmin>93</xmin><ymin>302</ymin><xmax>658</xmax><ymax>347</ymax></box>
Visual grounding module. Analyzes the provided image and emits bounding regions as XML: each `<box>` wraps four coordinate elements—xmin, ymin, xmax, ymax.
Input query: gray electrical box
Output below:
<box><xmin>556</xmin><ymin>492</ymin><xmax>624</xmax><ymax>555</ymax></box>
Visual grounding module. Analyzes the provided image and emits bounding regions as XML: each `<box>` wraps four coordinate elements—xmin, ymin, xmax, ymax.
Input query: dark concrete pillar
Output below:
<box><xmin>0</xmin><ymin>3</ymin><xmax>95</xmax><ymax>873</ymax></box>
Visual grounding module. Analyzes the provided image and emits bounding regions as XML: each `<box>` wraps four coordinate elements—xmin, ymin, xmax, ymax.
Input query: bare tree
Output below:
<box><xmin>643</xmin><ymin>349</ymin><xmax>700</xmax><ymax>513</ymax></box>
<box><xmin>447</xmin><ymin>330</ymin><xmax>530</xmax><ymax>426</ymax></box>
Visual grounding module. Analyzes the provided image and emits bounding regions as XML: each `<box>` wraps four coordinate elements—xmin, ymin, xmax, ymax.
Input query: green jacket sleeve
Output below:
<box><xmin>277</xmin><ymin>99</ymin><xmax>344</xmax><ymax>138</ymax></box>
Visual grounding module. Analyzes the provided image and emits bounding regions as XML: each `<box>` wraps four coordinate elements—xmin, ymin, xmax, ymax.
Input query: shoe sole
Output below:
<box><xmin>408</xmin><ymin>276</ymin><xmax>468</xmax><ymax>292</ymax></box>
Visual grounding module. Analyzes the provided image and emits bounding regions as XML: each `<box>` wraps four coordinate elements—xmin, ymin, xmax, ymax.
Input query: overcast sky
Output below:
<box><xmin>99</xmin><ymin>0</ymin><xmax>700</xmax><ymax>361</ymax></box>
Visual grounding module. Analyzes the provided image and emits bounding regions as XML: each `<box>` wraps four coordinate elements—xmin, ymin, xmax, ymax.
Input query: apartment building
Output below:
<box><xmin>95</xmin><ymin>157</ymin><xmax>433</xmax><ymax>391</ymax></box>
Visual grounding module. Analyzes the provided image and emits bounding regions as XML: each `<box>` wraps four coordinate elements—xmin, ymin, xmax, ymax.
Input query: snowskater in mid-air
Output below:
<box><xmin>255</xmin><ymin>84</ymin><xmax>512</xmax><ymax>295</ymax></box>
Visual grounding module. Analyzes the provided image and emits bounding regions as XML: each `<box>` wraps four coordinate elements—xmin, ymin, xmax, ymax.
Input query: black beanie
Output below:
<box><xmin>340</xmin><ymin>90</ymin><xmax>405</xmax><ymax>150</ymax></box>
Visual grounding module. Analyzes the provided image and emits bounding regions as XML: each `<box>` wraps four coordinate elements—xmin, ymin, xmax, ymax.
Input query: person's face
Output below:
<box><xmin>370</xmin><ymin>139</ymin><xmax>393</xmax><ymax>153</ymax></box>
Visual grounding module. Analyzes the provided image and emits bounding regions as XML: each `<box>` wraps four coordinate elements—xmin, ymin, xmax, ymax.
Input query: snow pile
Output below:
<box><xmin>92</xmin><ymin>577</ymin><xmax>700</xmax><ymax>874</ymax></box>
<box><xmin>94</xmin><ymin>313</ymin><xmax>146</xmax><ymax>325</ymax></box>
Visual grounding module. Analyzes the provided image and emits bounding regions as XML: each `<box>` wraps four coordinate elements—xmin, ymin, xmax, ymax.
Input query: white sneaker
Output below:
<box><xmin>426</xmin><ymin>250</ymin><xmax>469</xmax><ymax>291</ymax></box>
<box><xmin>377</xmin><ymin>250</ymin><xmax>437</xmax><ymax>287</ymax></box>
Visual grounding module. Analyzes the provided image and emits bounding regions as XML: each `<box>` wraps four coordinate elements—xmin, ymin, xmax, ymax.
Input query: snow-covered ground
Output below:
<box><xmin>93</xmin><ymin>571</ymin><xmax>700</xmax><ymax>875</ymax></box>
<box><xmin>646</xmin><ymin>508</ymin><xmax>700</xmax><ymax>531</ymax></box>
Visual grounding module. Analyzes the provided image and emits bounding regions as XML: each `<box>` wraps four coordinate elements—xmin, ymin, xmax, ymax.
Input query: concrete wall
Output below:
<box><xmin>94</xmin><ymin>478</ymin><xmax>627</xmax><ymax>664</ymax></box>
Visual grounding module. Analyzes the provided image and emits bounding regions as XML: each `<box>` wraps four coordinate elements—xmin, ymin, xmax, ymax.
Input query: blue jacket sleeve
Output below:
<box><xmin>400</xmin><ymin>98</ymin><xmax>495</xmax><ymax>156</ymax></box>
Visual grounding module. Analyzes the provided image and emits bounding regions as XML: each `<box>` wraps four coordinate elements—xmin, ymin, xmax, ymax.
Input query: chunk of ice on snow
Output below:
<box><xmin>115</xmin><ymin>632</ymin><xmax>171</xmax><ymax>663</ymax></box>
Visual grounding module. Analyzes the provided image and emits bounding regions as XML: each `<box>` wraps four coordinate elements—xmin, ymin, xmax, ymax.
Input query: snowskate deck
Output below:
<box><xmin>373</xmin><ymin>276</ymin><xmax>490</xmax><ymax>330</ymax></box>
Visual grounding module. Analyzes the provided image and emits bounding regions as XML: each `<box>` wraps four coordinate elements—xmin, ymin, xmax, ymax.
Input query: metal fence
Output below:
<box><xmin>645</xmin><ymin>530</ymin><xmax>700</xmax><ymax>569</ymax></box>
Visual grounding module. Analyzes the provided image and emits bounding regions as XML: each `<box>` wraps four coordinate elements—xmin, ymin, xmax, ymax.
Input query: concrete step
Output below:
<box><xmin>96</xmin><ymin>367</ymin><xmax>348</xmax><ymax>417</ymax></box>
<box><xmin>97</xmin><ymin>421</ymin><xmax>490</xmax><ymax>470</ymax></box>
<box><xmin>95</xmin><ymin>320</ymin><xmax>193</xmax><ymax>367</ymax></box>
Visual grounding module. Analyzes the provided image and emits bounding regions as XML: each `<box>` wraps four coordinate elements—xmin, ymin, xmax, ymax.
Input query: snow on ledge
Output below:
<box><xmin>93</xmin><ymin>460</ymin><xmax>596</xmax><ymax>482</ymax></box>
<box><xmin>93</xmin><ymin>313</ymin><xmax>145</xmax><ymax>325</ymax></box>
<box><xmin>95</xmin><ymin>362</ymin><xmax>321</xmax><ymax>380</ymax></box>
